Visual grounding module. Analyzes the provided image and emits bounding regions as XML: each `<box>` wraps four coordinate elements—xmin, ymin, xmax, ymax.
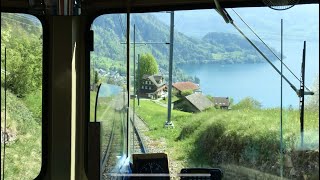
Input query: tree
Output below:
<box><xmin>136</xmin><ymin>53</ymin><xmax>159</xmax><ymax>89</ymax></box>
<box><xmin>1</xmin><ymin>15</ymin><xmax>42</xmax><ymax>97</ymax></box>
<box><xmin>94</xmin><ymin>71</ymin><xmax>99</xmax><ymax>85</ymax></box>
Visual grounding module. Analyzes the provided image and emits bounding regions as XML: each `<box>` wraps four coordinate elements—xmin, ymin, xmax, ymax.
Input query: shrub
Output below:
<box><xmin>232</xmin><ymin>97</ymin><xmax>262</xmax><ymax>110</ymax></box>
<box><xmin>181</xmin><ymin>90</ymin><xmax>193</xmax><ymax>96</ymax></box>
<box><xmin>177</xmin><ymin>119</ymin><xmax>202</xmax><ymax>140</ymax></box>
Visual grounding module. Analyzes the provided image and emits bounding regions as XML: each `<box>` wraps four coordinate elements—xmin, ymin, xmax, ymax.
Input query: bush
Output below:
<box><xmin>23</xmin><ymin>89</ymin><xmax>42</xmax><ymax>123</ymax></box>
<box><xmin>181</xmin><ymin>90</ymin><xmax>193</xmax><ymax>96</ymax></box>
<box><xmin>177</xmin><ymin>119</ymin><xmax>201</xmax><ymax>140</ymax></box>
<box><xmin>232</xmin><ymin>97</ymin><xmax>262</xmax><ymax>110</ymax></box>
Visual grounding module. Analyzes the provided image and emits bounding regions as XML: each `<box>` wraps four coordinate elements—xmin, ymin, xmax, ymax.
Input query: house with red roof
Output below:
<box><xmin>172</xmin><ymin>81</ymin><xmax>200</xmax><ymax>96</ymax></box>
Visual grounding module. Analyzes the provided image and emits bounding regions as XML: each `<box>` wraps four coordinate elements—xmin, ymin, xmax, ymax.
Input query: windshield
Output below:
<box><xmin>90</xmin><ymin>5</ymin><xmax>319</xmax><ymax>179</ymax></box>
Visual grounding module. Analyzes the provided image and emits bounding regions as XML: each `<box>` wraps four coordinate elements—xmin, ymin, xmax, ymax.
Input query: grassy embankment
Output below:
<box><xmin>135</xmin><ymin>99</ymin><xmax>319</xmax><ymax>179</ymax></box>
<box><xmin>1</xmin><ymin>88</ymin><xmax>42</xmax><ymax>180</ymax></box>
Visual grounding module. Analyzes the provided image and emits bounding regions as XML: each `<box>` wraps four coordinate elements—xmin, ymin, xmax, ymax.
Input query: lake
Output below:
<box><xmin>180</xmin><ymin>41</ymin><xmax>319</xmax><ymax>108</ymax></box>
<box><xmin>99</xmin><ymin>84</ymin><xmax>122</xmax><ymax>97</ymax></box>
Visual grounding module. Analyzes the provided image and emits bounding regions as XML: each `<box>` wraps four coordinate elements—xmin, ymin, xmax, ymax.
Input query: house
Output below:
<box><xmin>138</xmin><ymin>74</ymin><xmax>166</xmax><ymax>99</ymax></box>
<box><xmin>98</xmin><ymin>68</ymin><xmax>106</xmax><ymax>75</ymax></box>
<box><xmin>173</xmin><ymin>93</ymin><xmax>213</xmax><ymax>113</ymax></box>
<box><xmin>172</xmin><ymin>81</ymin><xmax>200</xmax><ymax>95</ymax></box>
<box><xmin>213</xmin><ymin>97</ymin><xmax>230</xmax><ymax>109</ymax></box>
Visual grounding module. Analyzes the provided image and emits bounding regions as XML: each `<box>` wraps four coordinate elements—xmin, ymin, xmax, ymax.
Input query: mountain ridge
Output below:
<box><xmin>92</xmin><ymin>14</ymin><xmax>278</xmax><ymax>67</ymax></box>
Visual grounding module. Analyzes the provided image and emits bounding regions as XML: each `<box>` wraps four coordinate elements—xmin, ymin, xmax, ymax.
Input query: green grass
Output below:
<box><xmin>135</xmin><ymin>99</ymin><xmax>319</xmax><ymax>178</ymax></box>
<box><xmin>1</xmin><ymin>88</ymin><xmax>41</xmax><ymax>180</ymax></box>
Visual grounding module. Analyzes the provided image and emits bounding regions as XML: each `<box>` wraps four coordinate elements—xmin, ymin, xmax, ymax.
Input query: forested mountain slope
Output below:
<box><xmin>92</xmin><ymin>14</ymin><xmax>277</xmax><ymax>67</ymax></box>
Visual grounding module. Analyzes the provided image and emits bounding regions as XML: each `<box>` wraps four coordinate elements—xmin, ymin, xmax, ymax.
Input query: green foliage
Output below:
<box><xmin>232</xmin><ymin>97</ymin><xmax>262</xmax><ymax>110</ymax></box>
<box><xmin>1</xmin><ymin>13</ymin><xmax>42</xmax><ymax>98</ymax></box>
<box><xmin>181</xmin><ymin>89</ymin><xmax>193</xmax><ymax>96</ymax></box>
<box><xmin>172</xmin><ymin>88</ymin><xmax>179</xmax><ymax>96</ymax></box>
<box><xmin>1</xmin><ymin>13</ymin><xmax>42</xmax><ymax>179</ymax></box>
<box><xmin>176</xmin><ymin>119</ymin><xmax>201</xmax><ymax>140</ymax></box>
<box><xmin>137</xmin><ymin>53</ymin><xmax>159</xmax><ymax>87</ymax></box>
<box><xmin>23</xmin><ymin>88</ymin><xmax>42</xmax><ymax>123</ymax></box>
<box><xmin>136</xmin><ymin>99</ymin><xmax>319</xmax><ymax>178</ymax></box>
<box><xmin>94</xmin><ymin>71</ymin><xmax>99</xmax><ymax>84</ymax></box>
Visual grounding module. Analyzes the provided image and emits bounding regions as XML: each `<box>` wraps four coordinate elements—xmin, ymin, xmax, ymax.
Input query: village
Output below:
<box><xmin>135</xmin><ymin>74</ymin><xmax>231</xmax><ymax>113</ymax></box>
<box><xmin>94</xmin><ymin>64</ymin><xmax>231</xmax><ymax>113</ymax></box>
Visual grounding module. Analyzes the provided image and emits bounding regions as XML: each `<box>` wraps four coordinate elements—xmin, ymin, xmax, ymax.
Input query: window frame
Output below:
<box><xmin>0</xmin><ymin>12</ymin><xmax>48</xmax><ymax>180</ymax></box>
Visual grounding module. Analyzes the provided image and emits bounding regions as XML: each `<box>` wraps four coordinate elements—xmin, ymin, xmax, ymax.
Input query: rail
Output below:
<box><xmin>131</xmin><ymin>117</ymin><xmax>148</xmax><ymax>153</ymax></box>
<box><xmin>100</xmin><ymin>116</ymin><xmax>116</xmax><ymax>176</ymax></box>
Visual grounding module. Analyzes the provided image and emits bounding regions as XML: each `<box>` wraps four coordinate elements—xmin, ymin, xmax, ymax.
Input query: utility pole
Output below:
<box><xmin>165</xmin><ymin>11</ymin><xmax>174</xmax><ymax>128</ymax></box>
<box><xmin>137</xmin><ymin>54</ymin><xmax>140</xmax><ymax>106</ymax></box>
<box><xmin>132</xmin><ymin>24</ymin><xmax>136</xmax><ymax>152</ymax></box>
<box><xmin>280</xmin><ymin>19</ymin><xmax>284</xmax><ymax>178</ymax></box>
<box><xmin>126</xmin><ymin>11</ymin><xmax>130</xmax><ymax>158</ymax></box>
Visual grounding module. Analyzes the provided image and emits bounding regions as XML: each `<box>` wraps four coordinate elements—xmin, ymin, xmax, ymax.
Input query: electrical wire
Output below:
<box><xmin>230</xmin><ymin>8</ymin><xmax>311</xmax><ymax>91</ymax></box>
<box><xmin>231</xmin><ymin>21</ymin><xmax>298</xmax><ymax>93</ymax></box>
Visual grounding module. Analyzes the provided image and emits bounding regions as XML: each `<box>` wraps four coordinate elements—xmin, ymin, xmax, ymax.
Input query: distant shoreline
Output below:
<box><xmin>175</xmin><ymin>59</ymin><xmax>276</xmax><ymax>65</ymax></box>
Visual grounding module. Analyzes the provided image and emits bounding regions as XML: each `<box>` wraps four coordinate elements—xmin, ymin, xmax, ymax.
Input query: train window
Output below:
<box><xmin>90</xmin><ymin>5</ymin><xmax>318</xmax><ymax>179</ymax></box>
<box><xmin>1</xmin><ymin>13</ymin><xmax>42</xmax><ymax>179</ymax></box>
<box><xmin>90</xmin><ymin>14</ymin><xmax>128</xmax><ymax>178</ymax></box>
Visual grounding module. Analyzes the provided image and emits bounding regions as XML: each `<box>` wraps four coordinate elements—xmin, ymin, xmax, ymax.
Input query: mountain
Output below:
<box><xmin>155</xmin><ymin>5</ymin><xmax>319</xmax><ymax>42</ymax></box>
<box><xmin>92</xmin><ymin>13</ymin><xmax>278</xmax><ymax>68</ymax></box>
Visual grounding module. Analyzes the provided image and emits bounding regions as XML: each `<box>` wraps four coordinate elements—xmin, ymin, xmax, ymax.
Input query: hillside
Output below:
<box><xmin>135</xmin><ymin>99</ymin><xmax>319</xmax><ymax>179</ymax></box>
<box><xmin>92</xmin><ymin>14</ymin><xmax>277</xmax><ymax>67</ymax></box>
<box><xmin>1</xmin><ymin>13</ymin><xmax>42</xmax><ymax>179</ymax></box>
<box><xmin>1</xmin><ymin>88</ymin><xmax>41</xmax><ymax>179</ymax></box>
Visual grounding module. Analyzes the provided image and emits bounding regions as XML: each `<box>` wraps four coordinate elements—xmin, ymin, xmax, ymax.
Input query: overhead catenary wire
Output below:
<box><xmin>230</xmin><ymin>8</ymin><xmax>311</xmax><ymax>91</ymax></box>
<box><xmin>231</xmin><ymin>21</ymin><xmax>298</xmax><ymax>93</ymax></box>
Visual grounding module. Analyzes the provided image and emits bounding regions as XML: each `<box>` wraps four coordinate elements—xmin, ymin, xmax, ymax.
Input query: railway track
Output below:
<box><xmin>131</xmin><ymin>117</ymin><xmax>148</xmax><ymax>154</ymax></box>
<box><xmin>102</xmin><ymin>109</ymin><xmax>148</xmax><ymax>179</ymax></box>
<box><xmin>102</xmin><ymin>111</ymin><xmax>123</xmax><ymax>180</ymax></box>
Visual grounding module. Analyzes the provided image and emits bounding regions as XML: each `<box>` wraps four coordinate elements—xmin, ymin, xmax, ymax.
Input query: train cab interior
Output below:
<box><xmin>1</xmin><ymin>0</ymin><xmax>319</xmax><ymax>179</ymax></box>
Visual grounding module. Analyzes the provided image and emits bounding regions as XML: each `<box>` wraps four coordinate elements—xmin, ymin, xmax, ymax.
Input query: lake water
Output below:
<box><xmin>180</xmin><ymin>41</ymin><xmax>319</xmax><ymax>108</ymax></box>
<box><xmin>99</xmin><ymin>84</ymin><xmax>122</xmax><ymax>97</ymax></box>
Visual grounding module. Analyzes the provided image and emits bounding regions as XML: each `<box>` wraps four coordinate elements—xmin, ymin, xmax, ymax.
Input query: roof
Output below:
<box><xmin>173</xmin><ymin>82</ymin><xmax>199</xmax><ymax>92</ymax></box>
<box><xmin>213</xmin><ymin>97</ymin><xmax>230</xmax><ymax>107</ymax></box>
<box><xmin>185</xmin><ymin>93</ymin><xmax>213</xmax><ymax>111</ymax></box>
